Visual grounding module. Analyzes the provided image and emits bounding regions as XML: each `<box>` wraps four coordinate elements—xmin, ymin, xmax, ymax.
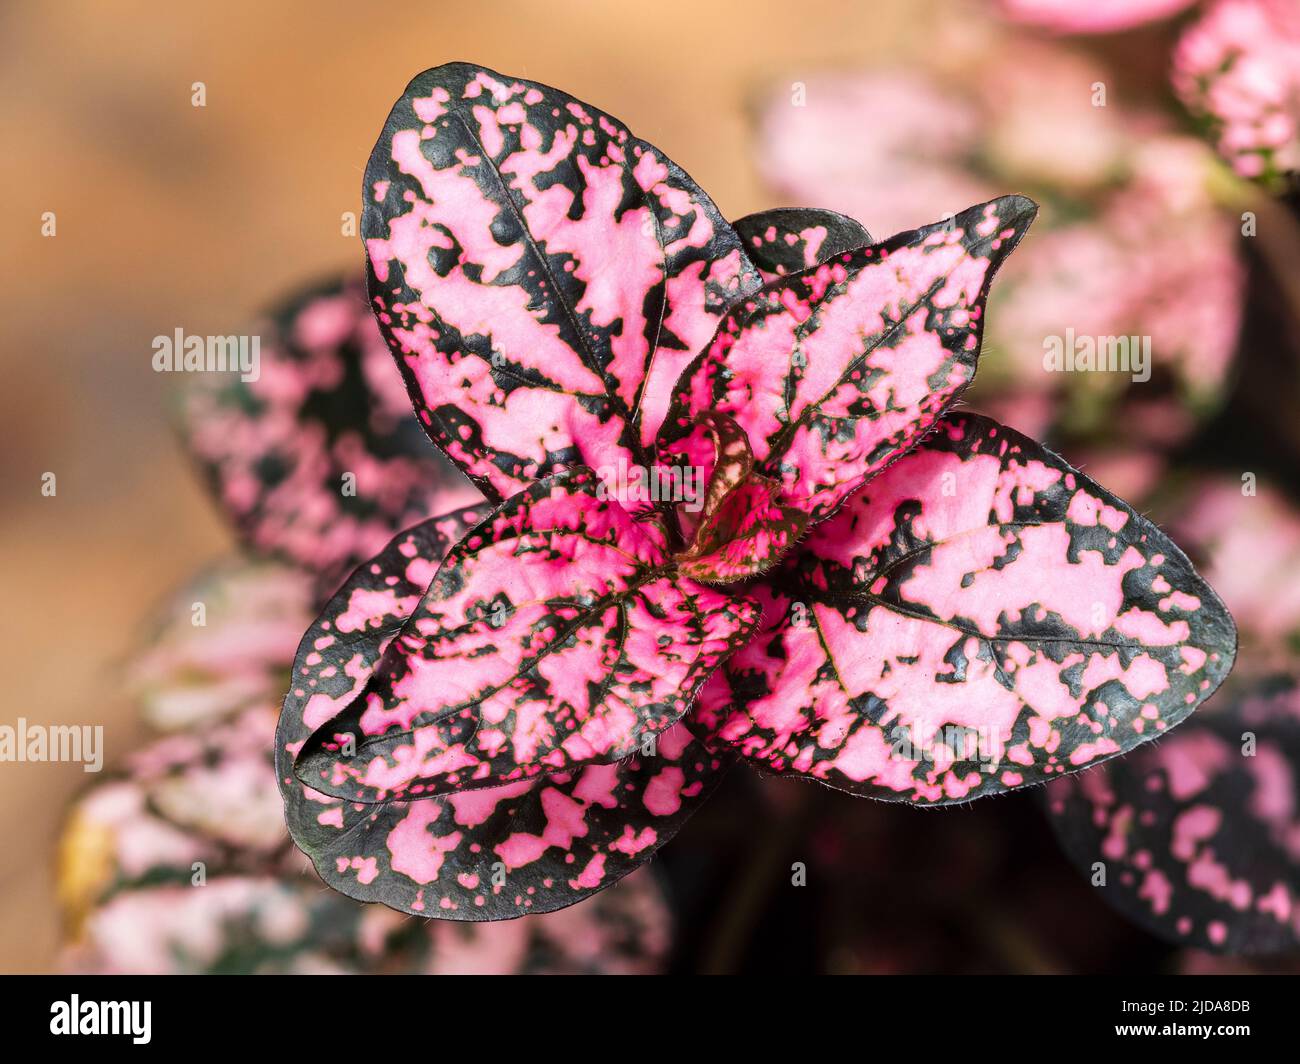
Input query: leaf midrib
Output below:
<box><xmin>448</xmin><ymin>108</ymin><xmax>660</xmax><ymax>468</ymax></box>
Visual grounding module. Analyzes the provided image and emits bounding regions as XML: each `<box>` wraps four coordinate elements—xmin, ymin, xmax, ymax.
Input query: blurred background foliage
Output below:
<box><xmin>4</xmin><ymin>0</ymin><xmax>1298</xmax><ymax>972</ymax></box>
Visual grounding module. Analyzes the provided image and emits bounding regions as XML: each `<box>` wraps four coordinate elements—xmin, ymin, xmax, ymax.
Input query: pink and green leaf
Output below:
<box><xmin>695</xmin><ymin>412</ymin><xmax>1236</xmax><ymax>805</ymax></box>
<box><xmin>362</xmin><ymin>62</ymin><xmax>762</xmax><ymax>504</ymax></box>
<box><xmin>179</xmin><ymin>276</ymin><xmax>480</xmax><ymax>594</ymax></box>
<box><xmin>294</xmin><ymin>469</ymin><xmax>758</xmax><ymax>802</ymax></box>
<box><xmin>732</xmin><ymin>207</ymin><xmax>872</xmax><ymax>282</ymax></box>
<box><xmin>276</xmin><ymin>504</ymin><xmax>733</xmax><ymax>919</ymax></box>
<box><xmin>1048</xmin><ymin>675</ymin><xmax>1300</xmax><ymax>954</ymax></box>
<box><xmin>658</xmin><ymin>196</ymin><xmax>1037</xmax><ymax>523</ymax></box>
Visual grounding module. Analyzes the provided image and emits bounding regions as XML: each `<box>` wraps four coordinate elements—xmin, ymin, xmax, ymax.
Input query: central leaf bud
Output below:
<box><xmin>661</xmin><ymin>411</ymin><xmax>808</xmax><ymax>584</ymax></box>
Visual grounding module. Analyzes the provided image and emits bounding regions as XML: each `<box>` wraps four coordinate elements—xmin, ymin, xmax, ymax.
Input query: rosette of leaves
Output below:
<box><xmin>276</xmin><ymin>62</ymin><xmax>1236</xmax><ymax>923</ymax></box>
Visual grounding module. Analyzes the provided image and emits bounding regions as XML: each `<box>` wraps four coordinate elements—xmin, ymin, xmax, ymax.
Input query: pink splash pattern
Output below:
<box><xmin>1048</xmin><ymin>676</ymin><xmax>1300</xmax><ymax>953</ymax></box>
<box><xmin>751</xmin><ymin>52</ymin><xmax>1246</xmax><ymax>444</ymax></box>
<box><xmin>362</xmin><ymin>62</ymin><xmax>761</xmax><ymax>503</ymax></box>
<box><xmin>277</xmin><ymin>501</ymin><xmax>732</xmax><ymax>918</ymax></box>
<box><xmin>731</xmin><ymin>207</ymin><xmax>873</xmax><ymax>283</ymax></box>
<box><xmin>695</xmin><ymin>413</ymin><xmax>1236</xmax><ymax>804</ymax></box>
<box><xmin>272</xmin><ymin>62</ymin><xmax>1238</xmax><ymax>919</ymax></box>
<box><xmin>60</xmin><ymin>703</ymin><xmax>669</xmax><ymax>973</ymax></box>
<box><xmin>1172</xmin><ymin>0</ymin><xmax>1300</xmax><ymax>182</ymax></box>
<box><xmin>659</xmin><ymin>196</ymin><xmax>1037</xmax><ymax>522</ymax></box>
<box><xmin>181</xmin><ymin>277</ymin><xmax>481</xmax><ymax>595</ymax></box>
<box><xmin>293</xmin><ymin>470</ymin><xmax>758</xmax><ymax>803</ymax></box>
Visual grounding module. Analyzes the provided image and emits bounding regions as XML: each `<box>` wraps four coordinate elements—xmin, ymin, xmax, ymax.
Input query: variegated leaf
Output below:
<box><xmin>662</xmin><ymin>411</ymin><xmax>807</xmax><ymax>584</ymax></box>
<box><xmin>294</xmin><ymin>469</ymin><xmax>758</xmax><ymax>802</ymax></box>
<box><xmin>690</xmin><ymin>410</ymin><xmax>758</xmax><ymax>522</ymax></box>
<box><xmin>658</xmin><ymin>196</ymin><xmax>1037</xmax><ymax>522</ymax></box>
<box><xmin>179</xmin><ymin>276</ymin><xmax>480</xmax><ymax>593</ymax></box>
<box><xmin>127</xmin><ymin>560</ymin><xmax>314</xmax><ymax>731</ymax></box>
<box><xmin>362</xmin><ymin>62</ymin><xmax>762</xmax><ymax>504</ymax></box>
<box><xmin>732</xmin><ymin>206</ymin><xmax>872</xmax><ymax>282</ymax></box>
<box><xmin>695</xmin><ymin>412</ymin><xmax>1236</xmax><ymax>805</ymax></box>
<box><xmin>276</xmin><ymin>503</ymin><xmax>733</xmax><ymax>918</ymax></box>
<box><xmin>1048</xmin><ymin>675</ymin><xmax>1300</xmax><ymax>954</ymax></box>
<box><xmin>677</xmin><ymin>478</ymin><xmax>808</xmax><ymax>585</ymax></box>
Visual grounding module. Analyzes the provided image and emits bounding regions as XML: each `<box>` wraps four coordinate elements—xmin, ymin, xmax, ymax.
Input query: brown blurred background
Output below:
<box><xmin>0</xmin><ymin>0</ymin><xmax>935</xmax><ymax>973</ymax></box>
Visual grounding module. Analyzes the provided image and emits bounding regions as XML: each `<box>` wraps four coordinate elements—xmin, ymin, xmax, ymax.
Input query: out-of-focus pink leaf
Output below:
<box><xmin>58</xmin><ymin>706</ymin><xmax>284</xmax><ymax>918</ymax></box>
<box><xmin>732</xmin><ymin>208</ymin><xmax>872</xmax><ymax>282</ymax></box>
<box><xmin>1164</xmin><ymin>474</ymin><xmax>1300</xmax><ymax>670</ymax></box>
<box><xmin>996</xmin><ymin>0</ymin><xmax>1196</xmax><ymax>34</ymax></box>
<box><xmin>991</xmin><ymin>137</ymin><xmax>1245</xmax><ymax>409</ymax></box>
<box><xmin>658</xmin><ymin>196</ymin><xmax>1037</xmax><ymax>523</ymax></box>
<box><xmin>749</xmin><ymin>60</ymin><xmax>1245</xmax><ymax>435</ymax></box>
<box><xmin>117</xmin><ymin>706</ymin><xmax>285</xmax><ymax>854</ymax></box>
<box><xmin>362</xmin><ymin>62</ymin><xmax>761</xmax><ymax>504</ymax></box>
<box><xmin>180</xmin><ymin>276</ymin><xmax>480</xmax><ymax>593</ymax></box>
<box><xmin>127</xmin><ymin>560</ymin><xmax>314</xmax><ymax>731</ymax></box>
<box><xmin>277</xmin><ymin>499</ymin><xmax>735</xmax><ymax>918</ymax></box>
<box><xmin>61</xmin><ymin>868</ymin><xmax>670</xmax><ymax>974</ymax></box>
<box><xmin>1048</xmin><ymin>675</ymin><xmax>1300</xmax><ymax>954</ymax></box>
<box><xmin>752</xmin><ymin>71</ymin><xmax>992</xmax><ymax>239</ymax></box>
<box><xmin>63</xmin><ymin>848</ymin><xmax>670</xmax><ymax>967</ymax></box>
<box><xmin>696</xmin><ymin>412</ymin><xmax>1236</xmax><ymax>804</ymax></box>
<box><xmin>970</xmin><ymin>36</ymin><xmax>1132</xmax><ymax>192</ymax></box>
